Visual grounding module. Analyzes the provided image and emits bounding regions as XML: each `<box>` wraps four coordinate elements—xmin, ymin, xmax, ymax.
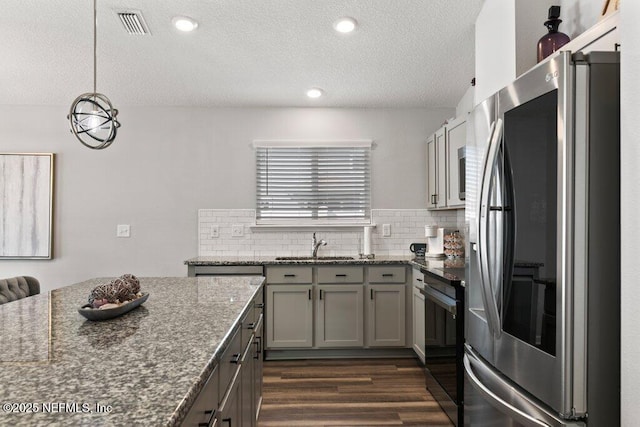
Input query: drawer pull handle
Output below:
<box><xmin>370</xmin><ymin>289</ymin><xmax>374</xmax><ymax>300</ymax></box>
<box><xmin>199</xmin><ymin>409</ymin><xmax>216</xmax><ymax>427</ymax></box>
<box><xmin>230</xmin><ymin>353</ymin><xmax>241</xmax><ymax>364</ymax></box>
<box><xmin>254</xmin><ymin>336</ymin><xmax>262</xmax><ymax>358</ymax></box>
<box><xmin>416</xmin><ymin>278</ymin><xmax>423</xmax><ymax>282</ymax></box>
<box><xmin>308</xmin><ymin>289</ymin><xmax>312</xmax><ymax>300</ymax></box>
<box><xmin>335</xmin><ymin>274</ymin><xmax>347</xmax><ymax>277</ymax></box>
<box><xmin>255</xmin><ymin>303</ymin><xmax>265</xmax><ymax>309</ymax></box>
<box><xmin>382</xmin><ymin>273</ymin><xmax>394</xmax><ymax>277</ymax></box>
<box><xmin>284</xmin><ymin>274</ymin><xmax>296</xmax><ymax>277</ymax></box>
<box><xmin>247</xmin><ymin>322</ymin><xmax>255</xmax><ymax>330</ymax></box>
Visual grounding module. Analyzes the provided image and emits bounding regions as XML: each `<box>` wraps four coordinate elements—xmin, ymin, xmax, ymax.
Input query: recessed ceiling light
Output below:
<box><xmin>333</xmin><ymin>17</ymin><xmax>357</xmax><ymax>33</ymax></box>
<box><xmin>172</xmin><ymin>16</ymin><xmax>198</xmax><ymax>32</ymax></box>
<box><xmin>306</xmin><ymin>88</ymin><xmax>324</xmax><ymax>99</ymax></box>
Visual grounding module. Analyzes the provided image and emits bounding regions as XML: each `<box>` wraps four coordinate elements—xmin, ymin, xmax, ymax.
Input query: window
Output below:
<box><xmin>255</xmin><ymin>141</ymin><xmax>371</xmax><ymax>224</ymax></box>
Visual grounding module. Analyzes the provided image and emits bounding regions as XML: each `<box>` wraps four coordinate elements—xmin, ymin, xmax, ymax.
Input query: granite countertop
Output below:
<box><xmin>185</xmin><ymin>255</ymin><xmax>466</xmax><ymax>282</ymax></box>
<box><xmin>0</xmin><ymin>276</ymin><xmax>264</xmax><ymax>427</ymax></box>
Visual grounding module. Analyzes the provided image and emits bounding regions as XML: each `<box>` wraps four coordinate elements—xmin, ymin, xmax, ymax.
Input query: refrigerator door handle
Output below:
<box><xmin>464</xmin><ymin>352</ymin><xmax>551</xmax><ymax>427</ymax></box>
<box><xmin>477</xmin><ymin>118</ymin><xmax>503</xmax><ymax>338</ymax></box>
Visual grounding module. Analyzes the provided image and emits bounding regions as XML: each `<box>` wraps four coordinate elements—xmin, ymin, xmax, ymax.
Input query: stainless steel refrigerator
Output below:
<box><xmin>464</xmin><ymin>51</ymin><xmax>620</xmax><ymax>426</ymax></box>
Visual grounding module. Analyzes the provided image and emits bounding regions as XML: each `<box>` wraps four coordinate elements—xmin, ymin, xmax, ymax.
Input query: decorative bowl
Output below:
<box><xmin>78</xmin><ymin>293</ymin><xmax>149</xmax><ymax>321</ymax></box>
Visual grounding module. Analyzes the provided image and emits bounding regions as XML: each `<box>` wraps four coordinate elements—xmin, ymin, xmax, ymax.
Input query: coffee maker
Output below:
<box><xmin>424</xmin><ymin>225</ymin><xmax>445</xmax><ymax>258</ymax></box>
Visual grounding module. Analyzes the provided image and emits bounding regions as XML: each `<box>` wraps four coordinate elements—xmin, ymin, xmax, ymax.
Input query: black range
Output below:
<box><xmin>416</xmin><ymin>262</ymin><xmax>465</xmax><ymax>427</ymax></box>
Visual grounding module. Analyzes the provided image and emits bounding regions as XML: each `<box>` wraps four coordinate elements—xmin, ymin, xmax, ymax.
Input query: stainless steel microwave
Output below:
<box><xmin>457</xmin><ymin>146</ymin><xmax>466</xmax><ymax>200</ymax></box>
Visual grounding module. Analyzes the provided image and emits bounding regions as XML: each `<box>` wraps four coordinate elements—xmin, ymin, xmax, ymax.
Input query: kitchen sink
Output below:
<box><xmin>275</xmin><ymin>256</ymin><xmax>355</xmax><ymax>261</ymax></box>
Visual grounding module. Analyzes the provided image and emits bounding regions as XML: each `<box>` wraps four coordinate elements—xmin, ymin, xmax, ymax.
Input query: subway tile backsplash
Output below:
<box><xmin>198</xmin><ymin>209</ymin><xmax>465</xmax><ymax>257</ymax></box>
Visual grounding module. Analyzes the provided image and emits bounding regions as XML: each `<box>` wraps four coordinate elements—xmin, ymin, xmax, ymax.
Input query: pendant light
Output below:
<box><xmin>68</xmin><ymin>0</ymin><xmax>121</xmax><ymax>150</ymax></box>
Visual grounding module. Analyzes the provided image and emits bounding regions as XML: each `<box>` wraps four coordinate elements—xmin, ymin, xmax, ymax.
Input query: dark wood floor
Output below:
<box><xmin>257</xmin><ymin>358</ymin><xmax>454</xmax><ymax>426</ymax></box>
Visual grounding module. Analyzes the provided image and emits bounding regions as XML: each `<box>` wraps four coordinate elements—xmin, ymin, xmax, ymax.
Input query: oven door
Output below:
<box><xmin>420</xmin><ymin>282</ymin><xmax>462</xmax><ymax>425</ymax></box>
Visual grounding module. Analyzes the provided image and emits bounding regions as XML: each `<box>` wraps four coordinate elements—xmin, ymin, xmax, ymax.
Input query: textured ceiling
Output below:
<box><xmin>0</xmin><ymin>0</ymin><xmax>483</xmax><ymax>108</ymax></box>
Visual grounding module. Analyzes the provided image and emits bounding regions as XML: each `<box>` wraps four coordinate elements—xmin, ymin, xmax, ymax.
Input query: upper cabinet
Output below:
<box><xmin>426</xmin><ymin>115</ymin><xmax>466</xmax><ymax>210</ymax></box>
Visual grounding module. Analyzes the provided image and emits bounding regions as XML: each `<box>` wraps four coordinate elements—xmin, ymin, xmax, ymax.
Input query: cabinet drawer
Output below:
<box><xmin>317</xmin><ymin>266</ymin><xmax>364</xmax><ymax>283</ymax></box>
<box><xmin>412</xmin><ymin>268</ymin><xmax>425</xmax><ymax>288</ymax></box>
<box><xmin>182</xmin><ymin>365</ymin><xmax>219</xmax><ymax>427</ymax></box>
<box><xmin>368</xmin><ymin>266</ymin><xmax>406</xmax><ymax>283</ymax></box>
<box><xmin>266</xmin><ymin>266</ymin><xmax>313</xmax><ymax>284</ymax></box>
<box><xmin>218</xmin><ymin>326</ymin><xmax>242</xmax><ymax>405</ymax></box>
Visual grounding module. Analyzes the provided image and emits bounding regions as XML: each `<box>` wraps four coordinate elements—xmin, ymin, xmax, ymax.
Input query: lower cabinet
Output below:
<box><xmin>412</xmin><ymin>284</ymin><xmax>426</xmax><ymax>363</ymax></box>
<box><xmin>216</xmin><ymin>367</ymin><xmax>242</xmax><ymax>427</ymax></box>
<box><xmin>266</xmin><ymin>284</ymin><xmax>313</xmax><ymax>348</ymax></box>
<box><xmin>316</xmin><ymin>285</ymin><xmax>364</xmax><ymax>347</ymax></box>
<box><xmin>183</xmin><ymin>287</ymin><xmax>264</xmax><ymax>427</ymax></box>
<box><xmin>366</xmin><ymin>284</ymin><xmax>406</xmax><ymax>347</ymax></box>
<box><xmin>265</xmin><ymin>265</ymin><xmax>408</xmax><ymax>351</ymax></box>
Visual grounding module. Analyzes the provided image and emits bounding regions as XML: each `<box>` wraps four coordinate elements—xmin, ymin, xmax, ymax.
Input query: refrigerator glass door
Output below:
<box><xmin>493</xmin><ymin>52</ymin><xmax>573</xmax><ymax>415</ymax></box>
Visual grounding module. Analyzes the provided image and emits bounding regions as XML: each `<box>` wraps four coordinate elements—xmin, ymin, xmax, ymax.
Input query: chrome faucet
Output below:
<box><xmin>311</xmin><ymin>233</ymin><xmax>327</xmax><ymax>258</ymax></box>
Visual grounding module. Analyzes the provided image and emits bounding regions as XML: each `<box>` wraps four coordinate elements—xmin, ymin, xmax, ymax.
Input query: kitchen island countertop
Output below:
<box><xmin>0</xmin><ymin>276</ymin><xmax>264</xmax><ymax>427</ymax></box>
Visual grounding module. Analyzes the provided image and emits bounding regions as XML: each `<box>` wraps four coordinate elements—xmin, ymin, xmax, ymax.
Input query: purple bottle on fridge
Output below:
<box><xmin>537</xmin><ymin>5</ymin><xmax>570</xmax><ymax>62</ymax></box>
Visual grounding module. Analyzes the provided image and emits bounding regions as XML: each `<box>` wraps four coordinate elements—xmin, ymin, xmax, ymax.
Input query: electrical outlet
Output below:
<box><xmin>382</xmin><ymin>223</ymin><xmax>391</xmax><ymax>237</ymax></box>
<box><xmin>231</xmin><ymin>224</ymin><xmax>244</xmax><ymax>237</ymax></box>
<box><xmin>210</xmin><ymin>225</ymin><xmax>219</xmax><ymax>238</ymax></box>
<box><xmin>117</xmin><ymin>224</ymin><xmax>130</xmax><ymax>238</ymax></box>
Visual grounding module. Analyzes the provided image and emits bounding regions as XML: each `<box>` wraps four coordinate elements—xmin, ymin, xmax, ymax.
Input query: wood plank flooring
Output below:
<box><xmin>257</xmin><ymin>358</ymin><xmax>454</xmax><ymax>426</ymax></box>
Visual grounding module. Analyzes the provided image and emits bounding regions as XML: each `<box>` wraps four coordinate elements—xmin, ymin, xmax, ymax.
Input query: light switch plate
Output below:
<box><xmin>117</xmin><ymin>224</ymin><xmax>130</xmax><ymax>238</ymax></box>
<box><xmin>210</xmin><ymin>225</ymin><xmax>219</xmax><ymax>238</ymax></box>
<box><xmin>231</xmin><ymin>224</ymin><xmax>244</xmax><ymax>237</ymax></box>
<box><xmin>382</xmin><ymin>223</ymin><xmax>391</xmax><ymax>237</ymax></box>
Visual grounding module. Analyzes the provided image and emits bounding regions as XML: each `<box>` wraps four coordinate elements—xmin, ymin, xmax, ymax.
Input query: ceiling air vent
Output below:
<box><xmin>116</xmin><ymin>10</ymin><xmax>150</xmax><ymax>35</ymax></box>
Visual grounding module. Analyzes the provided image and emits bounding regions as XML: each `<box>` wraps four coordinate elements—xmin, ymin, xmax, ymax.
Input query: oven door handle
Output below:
<box><xmin>419</xmin><ymin>286</ymin><xmax>457</xmax><ymax>317</ymax></box>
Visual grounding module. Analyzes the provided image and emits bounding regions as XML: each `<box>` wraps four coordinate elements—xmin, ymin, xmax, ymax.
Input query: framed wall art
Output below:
<box><xmin>0</xmin><ymin>153</ymin><xmax>54</xmax><ymax>259</ymax></box>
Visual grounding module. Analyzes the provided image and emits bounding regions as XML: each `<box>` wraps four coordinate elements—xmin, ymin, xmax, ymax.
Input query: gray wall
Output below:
<box><xmin>620</xmin><ymin>2</ymin><xmax>640</xmax><ymax>424</ymax></box>
<box><xmin>0</xmin><ymin>106</ymin><xmax>452</xmax><ymax>290</ymax></box>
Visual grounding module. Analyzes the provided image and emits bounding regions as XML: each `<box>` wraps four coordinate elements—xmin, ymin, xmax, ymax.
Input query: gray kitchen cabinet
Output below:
<box><xmin>412</xmin><ymin>269</ymin><xmax>426</xmax><ymax>363</ymax></box>
<box><xmin>181</xmin><ymin>365</ymin><xmax>219</xmax><ymax>427</ymax></box>
<box><xmin>182</xmin><ymin>286</ymin><xmax>263</xmax><ymax>427</ymax></box>
<box><xmin>251</xmin><ymin>288</ymin><xmax>264</xmax><ymax>423</ymax></box>
<box><xmin>316</xmin><ymin>284</ymin><xmax>364</xmax><ymax>347</ymax></box>
<box><xmin>445</xmin><ymin>115</ymin><xmax>466</xmax><ymax>208</ymax></box>
<box><xmin>216</xmin><ymin>367</ymin><xmax>241</xmax><ymax>427</ymax></box>
<box><xmin>265</xmin><ymin>284</ymin><xmax>313</xmax><ymax>348</ymax></box>
<box><xmin>265</xmin><ymin>264</ymin><xmax>409</xmax><ymax>352</ymax></box>
<box><xmin>426</xmin><ymin>115</ymin><xmax>466</xmax><ymax>210</ymax></box>
<box><xmin>366</xmin><ymin>284</ymin><xmax>406</xmax><ymax>347</ymax></box>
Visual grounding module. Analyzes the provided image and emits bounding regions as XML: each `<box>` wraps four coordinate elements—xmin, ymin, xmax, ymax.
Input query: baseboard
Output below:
<box><xmin>265</xmin><ymin>347</ymin><xmax>417</xmax><ymax>360</ymax></box>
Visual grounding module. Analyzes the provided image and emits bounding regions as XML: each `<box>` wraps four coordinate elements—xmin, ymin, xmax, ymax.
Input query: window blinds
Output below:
<box><xmin>256</xmin><ymin>145</ymin><xmax>371</xmax><ymax>223</ymax></box>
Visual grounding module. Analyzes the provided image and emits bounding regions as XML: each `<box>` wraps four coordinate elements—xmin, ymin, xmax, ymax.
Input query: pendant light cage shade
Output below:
<box><xmin>68</xmin><ymin>93</ymin><xmax>120</xmax><ymax>149</ymax></box>
<box><xmin>68</xmin><ymin>0</ymin><xmax>121</xmax><ymax>150</ymax></box>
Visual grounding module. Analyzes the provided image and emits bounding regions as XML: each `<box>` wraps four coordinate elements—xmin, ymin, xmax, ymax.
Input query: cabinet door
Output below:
<box><xmin>425</xmin><ymin>298</ymin><xmax>445</xmax><ymax>347</ymax></box>
<box><xmin>253</xmin><ymin>314</ymin><xmax>264</xmax><ymax>422</ymax></box>
<box><xmin>316</xmin><ymin>285</ymin><xmax>364</xmax><ymax>347</ymax></box>
<box><xmin>266</xmin><ymin>285</ymin><xmax>313</xmax><ymax>348</ymax></box>
<box><xmin>435</xmin><ymin>127</ymin><xmax>447</xmax><ymax>208</ymax></box>
<box><xmin>426</xmin><ymin>134</ymin><xmax>438</xmax><ymax>209</ymax></box>
<box><xmin>366</xmin><ymin>284</ymin><xmax>406</xmax><ymax>347</ymax></box>
<box><xmin>241</xmin><ymin>336</ymin><xmax>255</xmax><ymax>427</ymax></box>
<box><xmin>445</xmin><ymin>115</ymin><xmax>466</xmax><ymax>207</ymax></box>
<box><xmin>412</xmin><ymin>282</ymin><xmax>426</xmax><ymax>363</ymax></box>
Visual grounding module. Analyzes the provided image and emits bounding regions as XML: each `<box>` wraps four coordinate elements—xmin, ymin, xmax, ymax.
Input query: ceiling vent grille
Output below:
<box><xmin>117</xmin><ymin>11</ymin><xmax>150</xmax><ymax>35</ymax></box>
